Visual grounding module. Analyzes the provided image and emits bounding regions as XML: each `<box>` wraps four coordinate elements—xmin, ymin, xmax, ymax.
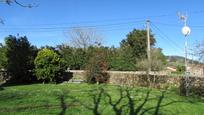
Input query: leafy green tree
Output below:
<box><xmin>34</xmin><ymin>48</ymin><xmax>67</xmax><ymax>83</ymax></box>
<box><xmin>72</xmin><ymin>48</ymin><xmax>86</xmax><ymax>69</ymax></box>
<box><xmin>109</xmin><ymin>46</ymin><xmax>136</xmax><ymax>71</ymax></box>
<box><xmin>5</xmin><ymin>35</ymin><xmax>36</xmax><ymax>84</ymax></box>
<box><xmin>120</xmin><ymin>29</ymin><xmax>156</xmax><ymax>59</ymax></box>
<box><xmin>58</xmin><ymin>45</ymin><xmax>74</xmax><ymax>68</ymax></box>
<box><xmin>58</xmin><ymin>45</ymin><xmax>86</xmax><ymax>70</ymax></box>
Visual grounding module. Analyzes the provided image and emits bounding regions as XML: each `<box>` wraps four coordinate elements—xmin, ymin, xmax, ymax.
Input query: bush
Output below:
<box><xmin>85</xmin><ymin>47</ymin><xmax>109</xmax><ymax>84</ymax></box>
<box><xmin>34</xmin><ymin>48</ymin><xmax>67</xmax><ymax>83</ymax></box>
<box><xmin>136</xmin><ymin>48</ymin><xmax>166</xmax><ymax>71</ymax></box>
<box><xmin>176</xmin><ymin>65</ymin><xmax>185</xmax><ymax>74</ymax></box>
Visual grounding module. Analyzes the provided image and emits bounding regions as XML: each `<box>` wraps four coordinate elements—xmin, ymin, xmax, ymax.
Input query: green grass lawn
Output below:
<box><xmin>0</xmin><ymin>83</ymin><xmax>204</xmax><ymax>115</ymax></box>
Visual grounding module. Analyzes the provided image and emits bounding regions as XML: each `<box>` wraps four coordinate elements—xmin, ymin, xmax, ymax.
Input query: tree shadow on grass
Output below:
<box><xmin>68</xmin><ymin>85</ymin><xmax>187</xmax><ymax>115</ymax></box>
<box><xmin>104</xmin><ymin>87</ymin><xmax>153</xmax><ymax>115</ymax></box>
<box><xmin>139</xmin><ymin>91</ymin><xmax>185</xmax><ymax>115</ymax></box>
<box><xmin>0</xmin><ymin>89</ymin><xmax>79</xmax><ymax>114</ymax></box>
<box><xmin>1</xmin><ymin>85</ymin><xmax>195</xmax><ymax>114</ymax></box>
<box><xmin>104</xmin><ymin>86</ymin><xmax>127</xmax><ymax>115</ymax></box>
<box><xmin>57</xmin><ymin>90</ymin><xmax>79</xmax><ymax>115</ymax></box>
<box><xmin>58</xmin><ymin>93</ymin><xmax>67</xmax><ymax>115</ymax></box>
<box><xmin>83</xmin><ymin>87</ymin><xmax>104</xmax><ymax>115</ymax></box>
<box><xmin>103</xmin><ymin>86</ymin><xmax>186</xmax><ymax>115</ymax></box>
<box><xmin>125</xmin><ymin>88</ymin><xmax>151</xmax><ymax>115</ymax></box>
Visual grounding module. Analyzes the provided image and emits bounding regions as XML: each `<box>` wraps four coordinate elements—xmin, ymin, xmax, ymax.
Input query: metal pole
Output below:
<box><xmin>185</xmin><ymin>37</ymin><xmax>187</xmax><ymax>72</ymax></box>
<box><xmin>179</xmin><ymin>13</ymin><xmax>191</xmax><ymax>96</ymax></box>
<box><xmin>146</xmin><ymin>20</ymin><xmax>151</xmax><ymax>74</ymax></box>
<box><xmin>185</xmin><ymin>36</ymin><xmax>189</xmax><ymax>96</ymax></box>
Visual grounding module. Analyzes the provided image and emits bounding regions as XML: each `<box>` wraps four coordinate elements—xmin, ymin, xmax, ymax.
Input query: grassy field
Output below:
<box><xmin>0</xmin><ymin>83</ymin><xmax>204</xmax><ymax>115</ymax></box>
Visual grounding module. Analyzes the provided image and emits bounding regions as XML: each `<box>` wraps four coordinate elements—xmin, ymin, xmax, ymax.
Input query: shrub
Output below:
<box><xmin>176</xmin><ymin>65</ymin><xmax>185</xmax><ymax>74</ymax></box>
<box><xmin>34</xmin><ymin>48</ymin><xmax>67</xmax><ymax>83</ymax></box>
<box><xmin>85</xmin><ymin>47</ymin><xmax>109</xmax><ymax>84</ymax></box>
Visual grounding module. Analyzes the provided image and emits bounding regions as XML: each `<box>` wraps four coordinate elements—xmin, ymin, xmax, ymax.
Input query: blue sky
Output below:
<box><xmin>1</xmin><ymin>0</ymin><xmax>204</xmax><ymax>57</ymax></box>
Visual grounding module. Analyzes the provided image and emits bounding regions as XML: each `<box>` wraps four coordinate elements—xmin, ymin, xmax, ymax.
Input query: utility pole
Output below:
<box><xmin>178</xmin><ymin>12</ymin><xmax>191</xmax><ymax>96</ymax></box>
<box><xmin>146</xmin><ymin>20</ymin><xmax>151</xmax><ymax>75</ymax></box>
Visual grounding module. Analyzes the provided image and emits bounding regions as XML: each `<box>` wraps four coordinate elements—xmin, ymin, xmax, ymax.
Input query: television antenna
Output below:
<box><xmin>178</xmin><ymin>12</ymin><xmax>191</xmax><ymax>96</ymax></box>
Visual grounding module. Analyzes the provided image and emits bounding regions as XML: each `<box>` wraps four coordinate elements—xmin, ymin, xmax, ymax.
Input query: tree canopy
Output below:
<box><xmin>34</xmin><ymin>48</ymin><xmax>67</xmax><ymax>83</ymax></box>
<box><xmin>120</xmin><ymin>29</ymin><xmax>156</xmax><ymax>59</ymax></box>
<box><xmin>5</xmin><ymin>35</ymin><xmax>37</xmax><ymax>84</ymax></box>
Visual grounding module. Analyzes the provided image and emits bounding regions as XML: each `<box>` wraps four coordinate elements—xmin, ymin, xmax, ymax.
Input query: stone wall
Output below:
<box><xmin>108</xmin><ymin>72</ymin><xmax>181</xmax><ymax>88</ymax></box>
<box><xmin>180</xmin><ymin>77</ymin><xmax>204</xmax><ymax>96</ymax></box>
<box><xmin>69</xmin><ymin>70</ymin><xmax>204</xmax><ymax>96</ymax></box>
<box><xmin>69</xmin><ymin>70</ymin><xmax>181</xmax><ymax>88</ymax></box>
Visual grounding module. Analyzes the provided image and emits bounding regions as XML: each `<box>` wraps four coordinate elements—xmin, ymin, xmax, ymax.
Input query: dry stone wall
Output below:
<box><xmin>69</xmin><ymin>70</ymin><xmax>204</xmax><ymax>96</ymax></box>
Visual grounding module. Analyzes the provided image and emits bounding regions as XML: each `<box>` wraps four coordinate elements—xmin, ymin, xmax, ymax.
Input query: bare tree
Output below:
<box><xmin>0</xmin><ymin>0</ymin><xmax>38</xmax><ymax>8</ymax></box>
<box><xmin>195</xmin><ymin>41</ymin><xmax>204</xmax><ymax>63</ymax></box>
<box><xmin>0</xmin><ymin>0</ymin><xmax>38</xmax><ymax>24</ymax></box>
<box><xmin>68</xmin><ymin>27</ymin><xmax>103</xmax><ymax>50</ymax></box>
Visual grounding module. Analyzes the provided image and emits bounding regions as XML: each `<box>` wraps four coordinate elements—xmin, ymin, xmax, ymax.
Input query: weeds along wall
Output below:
<box><xmin>69</xmin><ymin>70</ymin><xmax>204</xmax><ymax>96</ymax></box>
<box><xmin>69</xmin><ymin>70</ymin><xmax>181</xmax><ymax>88</ymax></box>
<box><xmin>180</xmin><ymin>77</ymin><xmax>204</xmax><ymax>97</ymax></box>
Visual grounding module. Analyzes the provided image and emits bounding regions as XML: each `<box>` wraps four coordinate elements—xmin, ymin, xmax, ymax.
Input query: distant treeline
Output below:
<box><xmin>0</xmin><ymin>29</ymin><xmax>166</xmax><ymax>84</ymax></box>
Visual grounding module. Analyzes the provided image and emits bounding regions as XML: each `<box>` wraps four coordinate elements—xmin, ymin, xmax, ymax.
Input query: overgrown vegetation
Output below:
<box><xmin>136</xmin><ymin>48</ymin><xmax>166</xmax><ymax>71</ymax></box>
<box><xmin>85</xmin><ymin>46</ymin><xmax>110</xmax><ymax>84</ymax></box>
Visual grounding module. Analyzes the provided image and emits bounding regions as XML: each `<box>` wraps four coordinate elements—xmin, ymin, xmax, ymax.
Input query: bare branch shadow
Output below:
<box><xmin>73</xmin><ymin>86</ymin><xmax>105</xmax><ymax>115</ymax></box>
<box><xmin>104</xmin><ymin>86</ymin><xmax>185</xmax><ymax>115</ymax></box>
<box><xmin>125</xmin><ymin>88</ymin><xmax>152</xmax><ymax>115</ymax></box>
<box><xmin>104</xmin><ymin>86</ymin><xmax>127</xmax><ymax>115</ymax></box>
<box><xmin>59</xmin><ymin>94</ymin><xmax>67</xmax><ymax>115</ymax></box>
<box><xmin>140</xmin><ymin>91</ymin><xmax>184</xmax><ymax>115</ymax></box>
<box><xmin>57</xmin><ymin>90</ymin><xmax>79</xmax><ymax>115</ymax></box>
<box><xmin>88</xmin><ymin>87</ymin><xmax>104</xmax><ymax>115</ymax></box>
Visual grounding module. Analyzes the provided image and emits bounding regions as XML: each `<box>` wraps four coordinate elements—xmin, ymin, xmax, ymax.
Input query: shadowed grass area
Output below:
<box><xmin>0</xmin><ymin>83</ymin><xmax>204</xmax><ymax>115</ymax></box>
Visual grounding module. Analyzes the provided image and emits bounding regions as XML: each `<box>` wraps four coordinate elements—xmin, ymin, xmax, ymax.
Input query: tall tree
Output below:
<box><xmin>5</xmin><ymin>35</ymin><xmax>37</xmax><ymax>84</ymax></box>
<box><xmin>120</xmin><ymin>29</ymin><xmax>156</xmax><ymax>59</ymax></box>
<box><xmin>195</xmin><ymin>40</ymin><xmax>204</xmax><ymax>63</ymax></box>
<box><xmin>68</xmin><ymin>27</ymin><xmax>102</xmax><ymax>50</ymax></box>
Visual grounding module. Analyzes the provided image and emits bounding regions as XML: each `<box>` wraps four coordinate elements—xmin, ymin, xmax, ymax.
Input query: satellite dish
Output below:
<box><xmin>182</xmin><ymin>26</ymin><xmax>191</xmax><ymax>36</ymax></box>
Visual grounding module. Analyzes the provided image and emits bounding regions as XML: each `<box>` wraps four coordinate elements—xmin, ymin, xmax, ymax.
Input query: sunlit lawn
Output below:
<box><xmin>0</xmin><ymin>83</ymin><xmax>204</xmax><ymax>115</ymax></box>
